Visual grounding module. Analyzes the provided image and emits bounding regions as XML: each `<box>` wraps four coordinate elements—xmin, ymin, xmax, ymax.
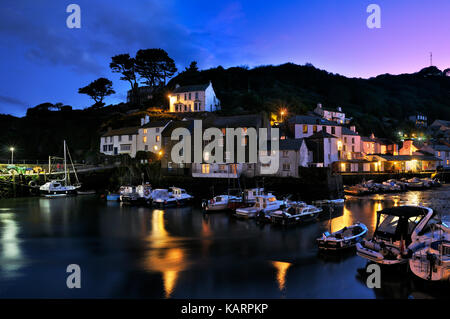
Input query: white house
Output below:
<box><xmin>420</xmin><ymin>143</ymin><xmax>450</xmax><ymax>168</ymax></box>
<box><xmin>168</xmin><ymin>82</ymin><xmax>220</xmax><ymax>113</ymax></box>
<box><xmin>273</xmin><ymin>139</ymin><xmax>311</xmax><ymax>177</ymax></box>
<box><xmin>100</xmin><ymin>127</ymin><xmax>139</xmax><ymax>157</ymax></box>
<box><xmin>313</xmin><ymin>103</ymin><xmax>351</xmax><ymax>124</ymax></box>
<box><xmin>304</xmin><ymin>131</ymin><xmax>339</xmax><ymax>167</ymax></box>
<box><xmin>137</xmin><ymin>116</ymin><xmax>171</xmax><ymax>154</ymax></box>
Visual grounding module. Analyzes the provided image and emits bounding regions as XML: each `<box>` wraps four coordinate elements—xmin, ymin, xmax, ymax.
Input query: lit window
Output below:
<box><xmin>156</xmin><ymin>135</ymin><xmax>160</xmax><ymax>142</ymax></box>
<box><xmin>201</xmin><ymin>164</ymin><xmax>210</xmax><ymax>174</ymax></box>
<box><xmin>303</xmin><ymin>125</ymin><xmax>308</xmax><ymax>134</ymax></box>
<box><xmin>143</xmin><ymin>129</ymin><xmax>147</xmax><ymax>134</ymax></box>
<box><xmin>143</xmin><ymin>136</ymin><xmax>147</xmax><ymax>143</ymax></box>
<box><xmin>313</xmin><ymin>125</ymin><xmax>317</xmax><ymax>133</ymax></box>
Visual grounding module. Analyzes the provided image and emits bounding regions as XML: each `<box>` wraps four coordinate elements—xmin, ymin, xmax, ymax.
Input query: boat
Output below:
<box><xmin>270</xmin><ymin>203</ymin><xmax>322</xmax><ymax>225</ymax></box>
<box><xmin>202</xmin><ymin>194</ymin><xmax>242</xmax><ymax>212</ymax></box>
<box><xmin>313</xmin><ymin>198</ymin><xmax>345</xmax><ymax>206</ymax></box>
<box><xmin>317</xmin><ymin>222</ymin><xmax>368</xmax><ymax>251</ymax></box>
<box><xmin>152</xmin><ymin>187</ymin><xmax>193</xmax><ymax>207</ymax></box>
<box><xmin>344</xmin><ymin>184</ymin><xmax>369</xmax><ymax>196</ymax></box>
<box><xmin>40</xmin><ymin>140</ymin><xmax>81</xmax><ymax>198</ymax></box>
<box><xmin>406</xmin><ymin>177</ymin><xmax>425</xmax><ymax>189</ymax></box>
<box><xmin>409</xmin><ymin>239</ymin><xmax>450</xmax><ymax>282</ymax></box>
<box><xmin>235</xmin><ymin>193</ymin><xmax>286</xmax><ymax>219</ymax></box>
<box><xmin>356</xmin><ymin>206</ymin><xmax>435</xmax><ymax>265</ymax></box>
<box><xmin>106</xmin><ymin>193</ymin><xmax>120</xmax><ymax>201</ymax></box>
<box><xmin>120</xmin><ymin>183</ymin><xmax>152</xmax><ymax>206</ymax></box>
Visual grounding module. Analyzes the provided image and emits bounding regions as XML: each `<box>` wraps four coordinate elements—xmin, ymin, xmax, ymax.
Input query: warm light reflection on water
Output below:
<box><xmin>271</xmin><ymin>261</ymin><xmax>291</xmax><ymax>292</ymax></box>
<box><xmin>330</xmin><ymin>206</ymin><xmax>352</xmax><ymax>233</ymax></box>
<box><xmin>143</xmin><ymin>209</ymin><xmax>188</xmax><ymax>298</ymax></box>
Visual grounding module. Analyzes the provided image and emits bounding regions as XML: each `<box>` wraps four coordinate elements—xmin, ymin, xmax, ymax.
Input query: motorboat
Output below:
<box><xmin>120</xmin><ymin>183</ymin><xmax>152</xmax><ymax>205</ymax></box>
<box><xmin>153</xmin><ymin>187</ymin><xmax>193</xmax><ymax>207</ymax></box>
<box><xmin>406</xmin><ymin>177</ymin><xmax>425</xmax><ymax>189</ymax></box>
<box><xmin>356</xmin><ymin>206</ymin><xmax>435</xmax><ymax>265</ymax></box>
<box><xmin>317</xmin><ymin>222</ymin><xmax>368</xmax><ymax>251</ymax></box>
<box><xmin>409</xmin><ymin>239</ymin><xmax>450</xmax><ymax>282</ymax></box>
<box><xmin>270</xmin><ymin>203</ymin><xmax>322</xmax><ymax>225</ymax></box>
<box><xmin>235</xmin><ymin>193</ymin><xmax>286</xmax><ymax>219</ymax></box>
<box><xmin>202</xmin><ymin>195</ymin><xmax>242</xmax><ymax>212</ymax></box>
<box><xmin>40</xmin><ymin>140</ymin><xmax>81</xmax><ymax>198</ymax></box>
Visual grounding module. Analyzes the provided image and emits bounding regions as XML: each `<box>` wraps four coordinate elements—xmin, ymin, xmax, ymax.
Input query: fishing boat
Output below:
<box><xmin>317</xmin><ymin>222</ymin><xmax>368</xmax><ymax>251</ymax></box>
<box><xmin>202</xmin><ymin>195</ymin><xmax>242</xmax><ymax>211</ymax></box>
<box><xmin>235</xmin><ymin>193</ymin><xmax>286</xmax><ymax>219</ymax></box>
<box><xmin>152</xmin><ymin>187</ymin><xmax>193</xmax><ymax>207</ymax></box>
<box><xmin>270</xmin><ymin>203</ymin><xmax>322</xmax><ymax>225</ymax></box>
<box><xmin>39</xmin><ymin>140</ymin><xmax>81</xmax><ymax>198</ymax></box>
<box><xmin>409</xmin><ymin>239</ymin><xmax>450</xmax><ymax>282</ymax></box>
<box><xmin>120</xmin><ymin>183</ymin><xmax>152</xmax><ymax>206</ymax></box>
<box><xmin>356</xmin><ymin>206</ymin><xmax>435</xmax><ymax>265</ymax></box>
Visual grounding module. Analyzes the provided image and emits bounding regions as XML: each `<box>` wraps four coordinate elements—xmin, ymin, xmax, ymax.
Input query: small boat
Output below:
<box><xmin>202</xmin><ymin>195</ymin><xmax>241</xmax><ymax>212</ymax></box>
<box><xmin>313</xmin><ymin>198</ymin><xmax>345</xmax><ymax>206</ymax></box>
<box><xmin>356</xmin><ymin>206</ymin><xmax>435</xmax><ymax>265</ymax></box>
<box><xmin>40</xmin><ymin>140</ymin><xmax>81</xmax><ymax>198</ymax></box>
<box><xmin>270</xmin><ymin>204</ymin><xmax>322</xmax><ymax>225</ymax></box>
<box><xmin>409</xmin><ymin>239</ymin><xmax>450</xmax><ymax>282</ymax></box>
<box><xmin>317</xmin><ymin>222</ymin><xmax>368</xmax><ymax>251</ymax></box>
<box><xmin>344</xmin><ymin>185</ymin><xmax>369</xmax><ymax>195</ymax></box>
<box><xmin>120</xmin><ymin>183</ymin><xmax>152</xmax><ymax>206</ymax></box>
<box><xmin>406</xmin><ymin>177</ymin><xmax>425</xmax><ymax>189</ymax></box>
<box><xmin>106</xmin><ymin>193</ymin><xmax>120</xmax><ymax>201</ymax></box>
<box><xmin>152</xmin><ymin>187</ymin><xmax>193</xmax><ymax>207</ymax></box>
<box><xmin>235</xmin><ymin>193</ymin><xmax>286</xmax><ymax>219</ymax></box>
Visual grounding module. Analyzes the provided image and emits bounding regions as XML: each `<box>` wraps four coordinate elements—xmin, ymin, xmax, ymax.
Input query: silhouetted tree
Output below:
<box><xmin>109</xmin><ymin>54</ymin><xmax>137</xmax><ymax>89</ymax></box>
<box><xmin>135</xmin><ymin>49</ymin><xmax>177</xmax><ymax>87</ymax></box>
<box><xmin>78</xmin><ymin>78</ymin><xmax>115</xmax><ymax>107</ymax></box>
<box><xmin>185</xmin><ymin>61</ymin><xmax>199</xmax><ymax>72</ymax></box>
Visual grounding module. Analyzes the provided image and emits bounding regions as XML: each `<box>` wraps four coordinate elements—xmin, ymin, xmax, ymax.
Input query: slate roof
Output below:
<box><xmin>279</xmin><ymin>139</ymin><xmax>304</xmax><ymax>150</ymax></box>
<box><xmin>288</xmin><ymin>115</ymin><xmax>336</xmax><ymax>126</ymax></box>
<box><xmin>372</xmin><ymin>154</ymin><xmax>441</xmax><ymax>161</ymax></box>
<box><xmin>172</xmin><ymin>83</ymin><xmax>210</xmax><ymax>93</ymax></box>
<box><xmin>141</xmin><ymin>120</ymin><xmax>171</xmax><ymax>129</ymax></box>
<box><xmin>341</xmin><ymin>127</ymin><xmax>359</xmax><ymax>136</ymax></box>
<box><xmin>102</xmin><ymin>127</ymin><xmax>139</xmax><ymax>137</ymax></box>
<box><xmin>307</xmin><ymin>131</ymin><xmax>338</xmax><ymax>139</ymax></box>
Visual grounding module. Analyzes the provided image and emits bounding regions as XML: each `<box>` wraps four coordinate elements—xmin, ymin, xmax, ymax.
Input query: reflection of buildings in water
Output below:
<box><xmin>0</xmin><ymin>212</ymin><xmax>23</xmax><ymax>276</ymax></box>
<box><xmin>330</xmin><ymin>206</ymin><xmax>353</xmax><ymax>233</ymax></box>
<box><xmin>271</xmin><ymin>261</ymin><xmax>291</xmax><ymax>292</ymax></box>
<box><xmin>143</xmin><ymin>209</ymin><xmax>189</xmax><ymax>298</ymax></box>
<box><xmin>406</xmin><ymin>192</ymin><xmax>420</xmax><ymax>206</ymax></box>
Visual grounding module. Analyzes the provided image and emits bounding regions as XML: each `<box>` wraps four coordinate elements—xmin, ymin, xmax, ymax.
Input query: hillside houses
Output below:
<box><xmin>168</xmin><ymin>82</ymin><xmax>220</xmax><ymax>113</ymax></box>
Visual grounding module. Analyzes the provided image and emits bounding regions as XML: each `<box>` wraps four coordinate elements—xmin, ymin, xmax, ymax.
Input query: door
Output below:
<box><xmin>114</xmin><ymin>147</ymin><xmax>118</xmax><ymax>155</ymax></box>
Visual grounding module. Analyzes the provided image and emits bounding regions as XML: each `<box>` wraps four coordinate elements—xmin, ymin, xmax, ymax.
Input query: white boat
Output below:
<box><xmin>235</xmin><ymin>193</ymin><xmax>286</xmax><ymax>219</ymax></box>
<box><xmin>202</xmin><ymin>195</ymin><xmax>242</xmax><ymax>211</ymax></box>
<box><xmin>40</xmin><ymin>140</ymin><xmax>81</xmax><ymax>198</ymax></box>
<box><xmin>152</xmin><ymin>187</ymin><xmax>193</xmax><ymax>207</ymax></box>
<box><xmin>317</xmin><ymin>222</ymin><xmax>368</xmax><ymax>251</ymax></box>
<box><xmin>120</xmin><ymin>183</ymin><xmax>152</xmax><ymax>205</ymax></box>
<box><xmin>356</xmin><ymin>206</ymin><xmax>435</xmax><ymax>265</ymax></box>
<box><xmin>270</xmin><ymin>204</ymin><xmax>322</xmax><ymax>225</ymax></box>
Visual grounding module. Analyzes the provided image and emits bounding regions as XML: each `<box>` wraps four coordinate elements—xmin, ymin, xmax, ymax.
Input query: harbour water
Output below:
<box><xmin>0</xmin><ymin>186</ymin><xmax>449</xmax><ymax>298</ymax></box>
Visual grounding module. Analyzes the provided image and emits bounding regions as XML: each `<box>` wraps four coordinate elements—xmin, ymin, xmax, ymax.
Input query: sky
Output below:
<box><xmin>0</xmin><ymin>0</ymin><xmax>449</xmax><ymax>116</ymax></box>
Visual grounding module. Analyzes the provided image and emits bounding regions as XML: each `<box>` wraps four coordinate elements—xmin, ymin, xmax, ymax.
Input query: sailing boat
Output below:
<box><xmin>39</xmin><ymin>140</ymin><xmax>81</xmax><ymax>197</ymax></box>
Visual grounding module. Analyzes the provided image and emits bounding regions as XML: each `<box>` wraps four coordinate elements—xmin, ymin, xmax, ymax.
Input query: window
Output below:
<box><xmin>352</xmin><ymin>146</ymin><xmax>355</xmax><ymax>152</ymax></box>
<box><xmin>143</xmin><ymin>129</ymin><xmax>147</xmax><ymax>134</ymax></box>
<box><xmin>103</xmin><ymin>145</ymin><xmax>107</xmax><ymax>152</ymax></box>
<box><xmin>283</xmin><ymin>163</ymin><xmax>290</xmax><ymax>171</ymax></box>
<box><xmin>202</xmin><ymin>164</ymin><xmax>210</xmax><ymax>174</ymax></box>
<box><xmin>108</xmin><ymin>145</ymin><xmax>113</xmax><ymax>151</ymax></box>
<box><xmin>120</xmin><ymin>144</ymin><xmax>131</xmax><ymax>151</ymax></box>
<box><xmin>156</xmin><ymin>128</ymin><xmax>160</xmax><ymax>133</ymax></box>
<box><xmin>313</xmin><ymin>125</ymin><xmax>317</xmax><ymax>133</ymax></box>
<box><xmin>110</xmin><ymin>136</ymin><xmax>113</xmax><ymax>142</ymax></box>
<box><xmin>118</xmin><ymin>135</ymin><xmax>122</xmax><ymax>142</ymax></box>
<box><xmin>331</xmin><ymin>127</ymin><xmax>335</xmax><ymax>135</ymax></box>
<box><xmin>438</xmin><ymin>151</ymin><xmax>441</xmax><ymax>157</ymax></box>
<box><xmin>344</xmin><ymin>137</ymin><xmax>347</xmax><ymax>143</ymax></box>
<box><xmin>143</xmin><ymin>136</ymin><xmax>147</xmax><ymax>143</ymax></box>
<box><xmin>144</xmin><ymin>145</ymin><xmax>148</xmax><ymax>151</ymax></box>
<box><xmin>129</xmin><ymin>135</ymin><xmax>132</xmax><ymax>141</ymax></box>
<box><xmin>282</xmin><ymin>150</ymin><xmax>289</xmax><ymax>157</ymax></box>
<box><xmin>219</xmin><ymin>164</ymin><xmax>226</xmax><ymax>171</ymax></box>
<box><xmin>195</xmin><ymin>92</ymin><xmax>198</xmax><ymax>99</ymax></box>
<box><xmin>185</xmin><ymin>105</ymin><xmax>188</xmax><ymax>112</ymax></box>
<box><xmin>156</xmin><ymin>135</ymin><xmax>160</xmax><ymax>142</ymax></box>
<box><xmin>184</xmin><ymin>93</ymin><xmax>187</xmax><ymax>100</ymax></box>
<box><xmin>188</xmin><ymin>93</ymin><xmax>191</xmax><ymax>100</ymax></box>
<box><xmin>177</xmin><ymin>94</ymin><xmax>180</xmax><ymax>101</ymax></box>
<box><xmin>303</xmin><ymin>125</ymin><xmax>308</xmax><ymax>134</ymax></box>
<box><xmin>352</xmin><ymin>138</ymin><xmax>355</xmax><ymax>144</ymax></box>
<box><xmin>447</xmin><ymin>159</ymin><xmax>449</xmax><ymax>165</ymax></box>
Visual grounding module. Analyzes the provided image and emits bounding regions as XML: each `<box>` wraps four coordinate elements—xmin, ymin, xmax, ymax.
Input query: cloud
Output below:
<box><xmin>0</xmin><ymin>95</ymin><xmax>27</xmax><ymax>107</ymax></box>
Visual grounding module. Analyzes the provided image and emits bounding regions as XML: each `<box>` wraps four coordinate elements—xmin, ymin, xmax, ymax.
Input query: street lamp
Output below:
<box><xmin>9</xmin><ymin>147</ymin><xmax>14</xmax><ymax>164</ymax></box>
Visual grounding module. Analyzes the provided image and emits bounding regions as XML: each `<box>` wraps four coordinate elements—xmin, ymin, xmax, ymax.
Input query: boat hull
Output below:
<box><xmin>40</xmin><ymin>189</ymin><xmax>78</xmax><ymax>198</ymax></box>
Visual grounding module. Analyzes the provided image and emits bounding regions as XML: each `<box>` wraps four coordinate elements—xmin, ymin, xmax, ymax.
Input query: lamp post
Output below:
<box><xmin>10</xmin><ymin>147</ymin><xmax>14</xmax><ymax>164</ymax></box>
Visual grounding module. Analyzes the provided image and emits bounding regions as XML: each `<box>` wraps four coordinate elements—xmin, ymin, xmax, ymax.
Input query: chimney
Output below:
<box><xmin>317</xmin><ymin>103</ymin><xmax>322</xmax><ymax>109</ymax></box>
<box><xmin>175</xmin><ymin>84</ymin><xmax>180</xmax><ymax>88</ymax></box>
<box><xmin>140</xmin><ymin>117</ymin><xmax>145</xmax><ymax>126</ymax></box>
<box><xmin>145</xmin><ymin>115</ymin><xmax>150</xmax><ymax>124</ymax></box>
<box><xmin>370</xmin><ymin>133</ymin><xmax>375</xmax><ymax>139</ymax></box>
<box><xmin>337</xmin><ymin>106</ymin><xmax>342</xmax><ymax>112</ymax></box>
<box><xmin>350</xmin><ymin>125</ymin><xmax>356</xmax><ymax>132</ymax></box>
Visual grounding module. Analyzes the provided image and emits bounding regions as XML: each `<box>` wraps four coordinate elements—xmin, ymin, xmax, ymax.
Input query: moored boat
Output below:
<box><xmin>235</xmin><ymin>193</ymin><xmax>286</xmax><ymax>219</ymax></box>
<box><xmin>202</xmin><ymin>195</ymin><xmax>241</xmax><ymax>212</ymax></box>
<box><xmin>152</xmin><ymin>187</ymin><xmax>193</xmax><ymax>207</ymax></box>
<box><xmin>317</xmin><ymin>222</ymin><xmax>368</xmax><ymax>251</ymax></box>
<box><xmin>409</xmin><ymin>239</ymin><xmax>450</xmax><ymax>282</ymax></box>
<box><xmin>270</xmin><ymin>203</ymin><xmax>322</xmax><ymax>225</ymax></box>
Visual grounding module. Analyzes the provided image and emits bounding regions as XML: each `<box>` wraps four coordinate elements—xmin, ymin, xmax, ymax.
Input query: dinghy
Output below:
<box><xmin>317</xmin><ymin>222</ymin><xmax>368</xmax><ymax>251</ymax></box>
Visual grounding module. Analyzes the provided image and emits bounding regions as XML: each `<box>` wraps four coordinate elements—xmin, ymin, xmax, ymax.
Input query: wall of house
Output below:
<box><xmin>324</xmin><ymin>137</ymin><xmax>339</xmax><ymax>167</ymax></box>
<box><xmin>205</xmin><ymin>84</ymin><xmax>220</xmax><ymax>112</ymax></box>
<box><xmin>100</xmin><ymin>134</ymin><xmax>138</xmax><ymax>158</ymax></box>
<box><xmin>170</xmin><ymin>90</ymin><xmax>206</xmax><ymax>112</ymax></box>
<box><xmin>137</xmin><ymin>127</ymin><xmax>164</xmax><ymax>154</ymax></box>
<box><xmin>294</xmin><ymin>124</ymin><xmax>342</xmax><ymax>139</ymax></box>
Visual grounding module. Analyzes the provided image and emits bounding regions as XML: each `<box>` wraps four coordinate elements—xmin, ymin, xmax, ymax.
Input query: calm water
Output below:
<box><xmin>0</xmin><ymin>186</ymin><xmax>449</xmax><ymax>299</ymax></box>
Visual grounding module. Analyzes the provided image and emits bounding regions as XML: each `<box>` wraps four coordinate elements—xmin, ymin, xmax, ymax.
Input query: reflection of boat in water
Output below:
<box><xmin>317</xmin><ymin>222</ymin><xmax>368</xmax><ymax>251</ymax></box>
<box><xmin>356</xmin><ymin>206</ymin><xmax>435</xmax><ymax>265</ymax></box>
<box><xmin>270</xmin><ymin>203</ymin><xmax>321</xmax><ymax>225</ymax></box>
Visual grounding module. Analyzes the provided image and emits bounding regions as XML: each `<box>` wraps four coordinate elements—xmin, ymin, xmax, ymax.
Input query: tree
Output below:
<box><xmin>185</xmin><ymin>61</ymin><xmax>199</xmax><ymax>72</ymax></box>
<box><xmin>109</xmin><ymin>54</ymin><xmax>137</xmax><ymax>89</ymax></box>
<box><xmin>78</xmin><ymin>78</ymin><xmax>115</xmax><ymax>107</ymax></box>
<box><xmin>135</xmin><ymin>49</ymin><xmax>177</xmax><ymax>87</ymax></box>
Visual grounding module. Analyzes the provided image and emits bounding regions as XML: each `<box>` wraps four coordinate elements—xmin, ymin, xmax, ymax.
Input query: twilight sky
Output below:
<box><xmin>1</xmin><ymin>0</ymin><xmax>449</xmax><ymax>116</ymax></box>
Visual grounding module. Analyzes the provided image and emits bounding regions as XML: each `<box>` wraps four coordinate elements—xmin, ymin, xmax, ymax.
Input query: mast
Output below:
<box><xmin>64</xmin><ymin>140</ymin><xmax>67</xmax><ymax>186</ymax></box>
